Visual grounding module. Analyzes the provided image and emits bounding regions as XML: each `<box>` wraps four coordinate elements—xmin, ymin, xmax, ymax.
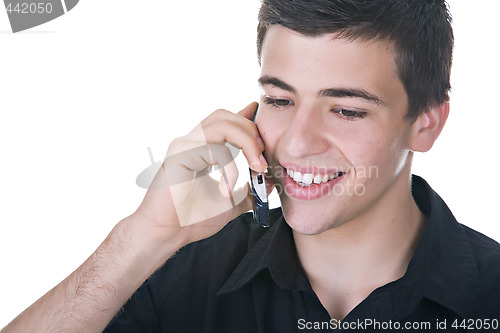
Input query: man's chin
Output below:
<box><xmin>282</xmin><ymin>209</ymin><xmax>336</xmax><ymax>236</ymax></box>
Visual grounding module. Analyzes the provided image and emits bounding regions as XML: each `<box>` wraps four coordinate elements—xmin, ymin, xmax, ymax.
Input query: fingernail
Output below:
<box><xmin>260</xmin><ymin>154</ymin><xmax>268</xmax><ymax>168</ymax></box>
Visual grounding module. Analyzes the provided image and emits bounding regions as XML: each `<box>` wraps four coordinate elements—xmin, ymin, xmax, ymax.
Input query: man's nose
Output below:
<box><xmin>281</xmin><ymin>106</ymin><xmax>329</xmax><ymax>159</ymax></box>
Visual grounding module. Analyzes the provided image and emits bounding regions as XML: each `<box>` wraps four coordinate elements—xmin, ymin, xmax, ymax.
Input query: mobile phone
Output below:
<box><xmin>249</xmin><ymin>105</ymin><xmax>270</xmax><ymax>227</ymax></box>
<box><xmin>249</xmin><ymin>168</ymin><xmax>270</xmax><ymax>227</ymax></box>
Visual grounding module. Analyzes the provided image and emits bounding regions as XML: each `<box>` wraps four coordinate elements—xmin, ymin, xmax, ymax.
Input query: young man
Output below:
<box><xmin>3</xmin><ymin>0</ymin><xmax>500</xmax><ymax>332</ymax></box>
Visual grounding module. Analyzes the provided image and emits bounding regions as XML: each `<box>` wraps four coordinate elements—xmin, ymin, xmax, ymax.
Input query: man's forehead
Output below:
<box><xmin>259</xmin><ymin>26</ymin><xmax>406</xmax><ymax>109</ymax></box>
<box><xmin>261</xmin><ymin>25</ymin><xmax>396</xmax><ymax>57</ymax></box>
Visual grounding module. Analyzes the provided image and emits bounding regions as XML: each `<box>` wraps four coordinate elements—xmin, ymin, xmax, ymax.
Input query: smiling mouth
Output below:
<box><xmin>286</xmin><ymin>169</ymin><xmax>345</xmax><ymax>187</ymax></box>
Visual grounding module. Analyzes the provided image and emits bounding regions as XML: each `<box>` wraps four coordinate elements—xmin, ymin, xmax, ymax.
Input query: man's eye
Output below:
<box><xmin>264</xmin><ymin>97</ymin><xmax>294</xmax><ymax>108</ymax></box>
<box><xmin>333</xmin><ymin>108</ymin><xmax>367</xmax><ymax>120</ymax></box>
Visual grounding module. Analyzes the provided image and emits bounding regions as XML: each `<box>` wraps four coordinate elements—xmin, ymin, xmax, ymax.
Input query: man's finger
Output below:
<box><xmin>237</xmin><ymin>102</ymin><xmax>259</xmax><ymax>121</ymax></box>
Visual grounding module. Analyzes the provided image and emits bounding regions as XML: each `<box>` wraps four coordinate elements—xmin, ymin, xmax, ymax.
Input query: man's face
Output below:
<box><xmin>255</xmin><ymin>26</ymin><xmax>417</xmax><ymax>235</ymax></box>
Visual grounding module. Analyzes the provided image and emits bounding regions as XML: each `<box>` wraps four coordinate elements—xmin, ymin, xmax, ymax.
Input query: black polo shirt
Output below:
<box><xmin>104</xmin><ymin>176</ymin><xmax>500</xmax><ymax>332</ymax></box>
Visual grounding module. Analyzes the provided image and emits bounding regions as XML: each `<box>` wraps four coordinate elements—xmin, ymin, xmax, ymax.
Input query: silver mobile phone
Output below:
<box><xmin>250</xmin><ymin>105</ymin><xmax>270</xmax><ymax>227</ymax></box>
<box><xmin>249</xmin><ymin>168</ymin><xmax>270</xmax><ymax>227</ymax></box>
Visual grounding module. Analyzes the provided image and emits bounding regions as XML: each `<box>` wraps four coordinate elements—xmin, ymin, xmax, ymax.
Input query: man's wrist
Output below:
<box><xmin>115</xmin><ymin>214</ymin><xmax>186</xmax><ymax>270</ymax></box>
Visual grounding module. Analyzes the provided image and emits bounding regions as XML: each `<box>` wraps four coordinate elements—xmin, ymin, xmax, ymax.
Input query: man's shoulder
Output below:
<box><xmin>460</xmin><ymin>224</ymin><xmax>500</xmax><ymax>272</ymax></box>
<box><xmin>459</xmin><ymin>223</ymin><xmax>500</xmax><ymax>315</ymax></box>
<box><xmin>460</xmin><ymin>223</ymin><xmax>500</xmax><ymax>274</ymax></box>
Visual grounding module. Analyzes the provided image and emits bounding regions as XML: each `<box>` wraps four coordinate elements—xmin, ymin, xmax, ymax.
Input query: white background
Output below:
<box><xmin>0</xmin><ymin>0</ymin><xmax>499</xmax><ymax>328</ymax></box>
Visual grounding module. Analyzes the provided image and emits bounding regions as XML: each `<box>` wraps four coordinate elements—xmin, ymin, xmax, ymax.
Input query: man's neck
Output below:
<box><xmin>292</xmin><ymin>173</ymin><xmax>426</xmax><ymax>320</ymax></box>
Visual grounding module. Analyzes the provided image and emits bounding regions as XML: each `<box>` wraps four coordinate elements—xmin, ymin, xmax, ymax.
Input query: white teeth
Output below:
<box><xmin>287</xmin><ymin>169</ymin><xmax>343</xmax><ymax>186</ymax></box>
<box><xmin>302</xmin><ymin>173</ymin><xmax>313</xmax><ymax>185</ymax></box>
<box><xmin>322</xmin><ymin>174</ymin><xmax>329</xmax><ymax>183</ymax></box>
<box><xmin>293</xmin><ymin>171</ymin><xmax>303</xmax><ymax>182</ymax></box>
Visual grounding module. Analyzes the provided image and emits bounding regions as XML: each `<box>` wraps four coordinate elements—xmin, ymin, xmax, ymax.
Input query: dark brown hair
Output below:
<box><xmin>257</xmin><ymin>0</ymin><xmax>454</xmax><ymax>121</ymax></box>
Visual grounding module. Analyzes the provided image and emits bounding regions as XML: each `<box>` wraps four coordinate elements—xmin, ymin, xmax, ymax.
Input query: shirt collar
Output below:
<box><xmin>217</xmin><ymin>175</ymin><xmax>482</xmax><ymax>318</ymax></box>
<box><xmin>396</xmin><ymin>175</ymin><xmax>481</xmax><ymax>318</ymax></box>
<box><xmin>216</xmin><ymin>209</ymin><xmax>311</xmax><ymax>296</ymax></box>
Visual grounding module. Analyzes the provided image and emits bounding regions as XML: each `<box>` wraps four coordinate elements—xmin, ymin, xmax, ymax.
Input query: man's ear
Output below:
<box><xmin>409</xmin><ymin>102</ymin><xmax>450</xmax><ymax>152</ymax></box>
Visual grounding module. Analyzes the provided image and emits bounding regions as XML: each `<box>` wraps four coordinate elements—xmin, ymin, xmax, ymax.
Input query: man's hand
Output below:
<box><xmin>132</xmin><ymin>101</ymin><xmax>267</xmax><ymax>248</ymax></box>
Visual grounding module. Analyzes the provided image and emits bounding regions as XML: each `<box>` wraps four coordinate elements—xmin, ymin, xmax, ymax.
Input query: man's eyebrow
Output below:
<box><xmin>258</xmin><ymin>76</ymin><xmax>386</xmax><ymax>106</ymax></box>
<box><xmin>258</xmin><ymin>76</ymin><xmax>296</xmax><ymax>94</ymax></box>
<box><xmin>319</xmin><ymin>88</ymin><xmax>387</xmax><ymax>106</ymax></box>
